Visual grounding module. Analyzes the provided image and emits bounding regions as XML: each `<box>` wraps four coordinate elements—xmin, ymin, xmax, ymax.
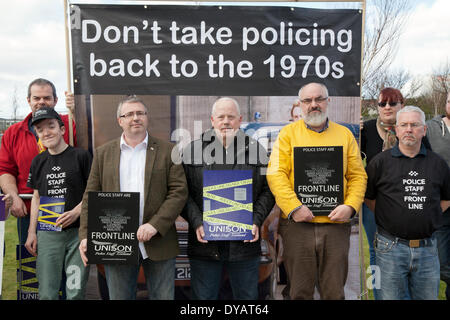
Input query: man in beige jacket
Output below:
<box><xmin>78</xmin><ymin>95</ymin><xmax>188</xmax><ymax>300</ymax></box>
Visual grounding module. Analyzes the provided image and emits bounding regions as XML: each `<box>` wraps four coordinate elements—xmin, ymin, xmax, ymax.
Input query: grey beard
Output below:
<box><xmin>302</xmin><ymin>109</ymin><xmax>328</xmax><ymax>127</ymax></box>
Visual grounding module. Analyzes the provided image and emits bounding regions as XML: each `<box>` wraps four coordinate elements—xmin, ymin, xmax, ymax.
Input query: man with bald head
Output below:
<box><xmin>181</xmin><ymin>97</ymin><xmax>274</xmax><ymax>300</ymax></box>
<box><xmin>267</xmin><ymin>82</ymin><xmax>367</xmax><ymax>299</ymax></box>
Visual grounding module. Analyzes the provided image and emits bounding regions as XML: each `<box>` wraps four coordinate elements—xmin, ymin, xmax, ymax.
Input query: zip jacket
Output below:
<box><xmin>181</xmin><ymin>129</ymin><xmax>274</xmax><ymax>261</ymax></box>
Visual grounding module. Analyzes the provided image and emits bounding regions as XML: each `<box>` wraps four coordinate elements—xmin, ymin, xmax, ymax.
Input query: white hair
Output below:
<box><xmin>396</xmin><ymin>105</ymin><xmax>426</xmax><ymax>125</ymax></box>
<box><xmin>211</xmin><ymin>97</ymin><xmax>240</xmax><ymax>116</ymax></box>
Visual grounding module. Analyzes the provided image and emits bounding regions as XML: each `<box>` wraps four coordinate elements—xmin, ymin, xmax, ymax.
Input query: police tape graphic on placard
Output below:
<box><xmin>87</xmin><ymin>191</ymin><xmax>140</xmax><ymax>264</ymax></box>
<box><xmin>203</xmin><ymin>170</ymin><xmax>253</xmax><ymax>241</ymax></box>
<box><xmin>16</xmin><ymin>245</ymin><xmax>39</xmax><ymax>300</ymax></box>
<box><xmin>294</xmin><ymin>146</ymin><xmax>344</xmax><ymax>216</ymax></box>
<box><xmin>37</xmin><ymin>196</ymin><xmax>65</xmax><ymax>232</ymax></box>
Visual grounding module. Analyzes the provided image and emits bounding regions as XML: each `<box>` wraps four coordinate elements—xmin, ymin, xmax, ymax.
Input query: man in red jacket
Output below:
<box><xmin>0</xmin><ymin>78</ymin><xmax>76</xmax><ymax>244</ymax></box>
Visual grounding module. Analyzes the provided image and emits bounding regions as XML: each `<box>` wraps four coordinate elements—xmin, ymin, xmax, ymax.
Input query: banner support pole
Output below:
<box><xmin>358</xmin><ymin>0</ymin><xmax>369</xmax><ymax>301</ymax></box>
<box><xmin>64</xmin><ymin>0</ymin><xmax>74</xmax><ymax>147</ymax></box>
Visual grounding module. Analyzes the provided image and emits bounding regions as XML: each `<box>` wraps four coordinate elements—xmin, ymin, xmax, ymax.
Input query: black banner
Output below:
<box><xmin>294</xmin><ymin>146</ymin><xmax>344</xmax><ymax>216</ymax></box>
<box><xmin>87</xmin><ymin>191</ymin><xmax>140</xmax><ymax>264</ymax></box>
<box><xmin>70</xmin><ymin>4</ymin><xmax>362</xmax><ymax>96</ymax></box>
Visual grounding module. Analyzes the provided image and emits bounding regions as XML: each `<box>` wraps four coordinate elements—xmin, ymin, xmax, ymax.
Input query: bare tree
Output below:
<box><xmin>405</xmin><ymin>76</ymin><xmax>422</xmax><ymax>99</ymax></box>
<box><xmin>427</xmin><ymin>60</ymin><xmax>450</xmax><ymax>116</ymax></box>
<box><xmin>11</xmin><ymin>85</ymin><xmax>20</xmax><ymax>121</ymax></box>
<box><xmin>362</xmin><ymin>0</ymin><xmax>413</xmax><ymax>99</ymax></box>
<box><xmin>362</xmin><ymin>68</ymin><xmax>414</xmax><ymax>119</ymax></box>
<box><xmin>364</xmin><ymin>68</ymin><xmax>412</xmax><ymax>100</ymax></box>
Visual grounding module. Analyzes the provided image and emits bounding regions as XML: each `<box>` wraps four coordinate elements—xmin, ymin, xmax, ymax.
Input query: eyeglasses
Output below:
<box><xmin>378</xmin><ymin>101</ymin><xmax>401</xmax><ymax>107</ymax></box>
<box><xmin>397</xmin><ymin>122</ymin><xmax>423</xmax><ymax>129</ymax></box>
<box><xmin>119</xmin><ymin>111</ymin><xmax>147</xmax><ymax>119</ymax></box>
<box><xmin>300</xmin><ymin>97</ymin><xmax>328</xmax><ymax>105</ymax></box>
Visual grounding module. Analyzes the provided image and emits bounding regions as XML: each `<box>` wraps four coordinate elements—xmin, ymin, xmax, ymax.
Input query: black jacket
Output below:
<box><xmin>181</xmin><ymin>129</ymin><xmax>275</xmax><ymax>261</ymax></box>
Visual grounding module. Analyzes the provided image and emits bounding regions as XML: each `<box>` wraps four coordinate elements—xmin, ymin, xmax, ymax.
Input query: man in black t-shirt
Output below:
<box><xmin>24</xmin><ymin>107</ymin><xmax>91</xmax><ymax>300</ymax></box>
<box><xmin>365</xmin><ymin>106</ymin><xmax>450</xmax><ymax>300</ymax></box>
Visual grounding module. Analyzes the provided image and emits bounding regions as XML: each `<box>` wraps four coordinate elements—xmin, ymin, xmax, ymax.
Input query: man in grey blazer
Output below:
<box><xmin>78</xmin><ymin>95</ymin><xmax>188</xmax><ymax>300</ymax></box>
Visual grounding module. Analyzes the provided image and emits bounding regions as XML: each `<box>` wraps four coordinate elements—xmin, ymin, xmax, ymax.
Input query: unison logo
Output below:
<box><xmin>208</xmin><ymin>225</ymin><xmax>247</xmax><ymax>233</ymax></box>
<box><xmin>92</xmin><ymin>240</ymin><xmax>133</xmax><ymax>255</ymax></box>
<box><xmin>299</xmin><ymin>194</ymin><xmax>338</xmax><ymax>207</ymax></box>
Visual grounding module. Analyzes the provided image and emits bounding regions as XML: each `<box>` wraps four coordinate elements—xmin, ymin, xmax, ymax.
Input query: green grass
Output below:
<box><xmin>361</xmin><ymin>230</ymin><xmax>374</xmax><ymax>300</ymax></box>
<box><xmin>2</xmin><ymin>215</ymin><xmax>19</xmax><ymax>300</ymax></box>
<box><xmin>361</xmin><ymin>227</ymin><xmax>447</xmax><ymax>300</ymax></box>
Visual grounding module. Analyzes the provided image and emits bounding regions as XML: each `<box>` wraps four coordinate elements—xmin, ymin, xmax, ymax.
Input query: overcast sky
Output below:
<box><xmin>0</xmin><ymin>0</ymin><xmax>448</xmax><ymax>119</ymax></box>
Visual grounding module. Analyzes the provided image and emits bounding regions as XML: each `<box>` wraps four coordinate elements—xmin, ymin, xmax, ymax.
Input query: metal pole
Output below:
<box><xmin>64</xmin><ymin>0</ymin><xmax>74</xmax><ymax>147</ymax></box>
<box><xmin>358</xmin><ymin>0</ymin><xmax>369</xmax><ymax>301</ymax></box>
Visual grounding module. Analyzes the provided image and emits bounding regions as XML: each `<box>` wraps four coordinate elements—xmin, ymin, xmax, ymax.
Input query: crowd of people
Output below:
<box><xmin>0</xmin><ymin>78</ymin><xmax>448</xmax><ymax>300</ymax></box>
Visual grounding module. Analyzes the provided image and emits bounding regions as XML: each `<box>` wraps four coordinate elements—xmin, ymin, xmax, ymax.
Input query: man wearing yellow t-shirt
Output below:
<box><xmin>267</xmin><ymin>82</ymin><xmax>367</xmax><ymax>299</ymax></box>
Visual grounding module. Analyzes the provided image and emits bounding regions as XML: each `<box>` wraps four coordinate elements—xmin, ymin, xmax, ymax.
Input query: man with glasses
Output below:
<box><xmin>267</xmin><ymin>82</ymin><xmax>367</xmax><ymax>299</ymax></box>
<box><xmin>78</xmin><ymin>95</ymin><xmax>188</xmax><ymax>299</ymax></box>
<box><xmin>365</xmin><ymin>106</ymin><xmax>450</xmax><ymax>300</ymax></box>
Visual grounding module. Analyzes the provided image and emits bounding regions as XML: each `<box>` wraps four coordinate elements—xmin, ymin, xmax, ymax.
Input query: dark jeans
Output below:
<box><xmin>104</xmin><ymin>256</ymin><xmax>175</xmax><ymax>300</ymax></box>
<box><xmin>434</xmin><ymin>213</ymin><xmax>450</xmax><ymax>300</ymax></box>
<box><xmin>189</xmin><ymin>257</ymin><xmax>260</xmax><ymax>300</ymax></box>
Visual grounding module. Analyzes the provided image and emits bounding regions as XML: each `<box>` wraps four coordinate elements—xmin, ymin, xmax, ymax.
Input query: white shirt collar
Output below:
<box><xmin>120</xmin><ymin>132</ymin><xmax>148</xmax><ymax>150</ymax></box>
